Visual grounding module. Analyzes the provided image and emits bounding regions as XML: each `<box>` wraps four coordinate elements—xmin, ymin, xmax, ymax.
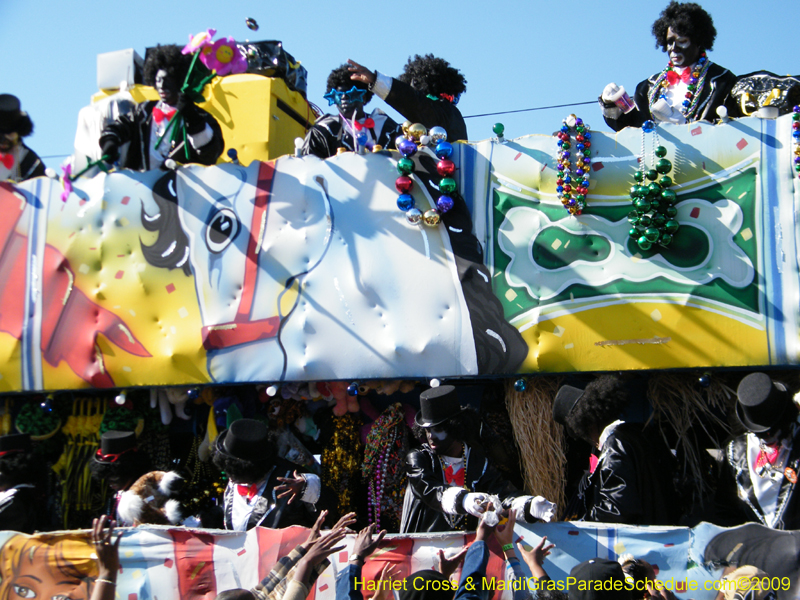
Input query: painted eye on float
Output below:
<box><xmin>205</xmin><ymin>208</ymin><xmax>240</xmax><ymax>254</ymax></box>
<box><xmin>12</xmin><ymin>584</ymin><xmax>36</xmax><ymax>598</ymax></box>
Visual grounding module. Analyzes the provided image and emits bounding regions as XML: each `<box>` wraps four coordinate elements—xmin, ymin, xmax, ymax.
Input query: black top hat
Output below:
<box><xmin>415</xmin><ymin>385</ymin><xmax>463</xmax><ymax>428</ymax></box>
<box><xmin>95</xmin><ymin>430</ymin><xmax>137</xmax><ymax>463</ymax></box>
<box><xmin>553</xmin><ymin>383</ymin><xmax>585</xmax><ymax>426</ymax></box>
<box><xmin>215</xmin><ymin>418</ymin><xmax>270</xmax><ymax>461</ymax></box>
<box><xmin>0</xmin><ymin>433</ymin><xmax>31</xmax><ymax>456</ymax></box>
<box><xmin>736</xmin><ymin>372</ymin><xmax>794</xmax><ymax>433</ymax></box>
<box><xmin>569</xmin><ymin>558</ymin><xmax>631</xmax><ymax>600</ymax></box>
<box><xmin>0</xmin><ymin>94</ymin><xmax>33</xmax><ymax>137</ymax></box>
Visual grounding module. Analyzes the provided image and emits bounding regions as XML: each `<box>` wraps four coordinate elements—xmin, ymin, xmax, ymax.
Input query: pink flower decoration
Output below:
<box><xmin>182</xmin><ymin>28</ymin><xmax>217</xmax><ymax>55</ymax></box>
<box><xmin>200</xmin><ymin>37</ymin><xmax>247</xmax><ymax>76</ymax></box>
<box><xmin>60</xmin><ymin>164</ymin><xmax>73</xmax><ymax>203</ymax></box>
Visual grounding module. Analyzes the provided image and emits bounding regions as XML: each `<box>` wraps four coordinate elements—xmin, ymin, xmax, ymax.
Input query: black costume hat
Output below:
<box><xmin>553</xmin><ymin>383</ymin><xmax>585</xmax><ymax>426</ymax></box>
<box><xmin>95</xmin><ymin>430</ymin><xmax>137</xmax><ymax>463</ymax></box>
<box><xmin>0</xmin><ymin>94</ymin><xmax>34</xmax><ymax>137</ymax></box>
<box><xmin>0</xmin><ymin>433</ymin><xmax>31</xmax><ymax>456</ymax></box>
<box><xmin>569</xmin><ymin>558</ymin><xmax>631</xmax><ymax>600</ymax></box>
<box><xmin>736</xmin><ymin>372</ymin><xmax>794</xmax><ymax>433</ymax></box>
<box><xmin>415</xmin><ymin>385</ymin><xmax>462</xmax><ymax>428</ymax></box>
<box><xmin>215</xmin><ymin>418</ymin><xmax>270</xmax><ymax>461</ymax></box>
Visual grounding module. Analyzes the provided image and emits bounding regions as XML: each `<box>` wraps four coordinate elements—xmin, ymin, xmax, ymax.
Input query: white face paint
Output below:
<box><xmin>425</xmin><ymin>425</ymin><xmax>460</xmax><ymax>457</ymax></box>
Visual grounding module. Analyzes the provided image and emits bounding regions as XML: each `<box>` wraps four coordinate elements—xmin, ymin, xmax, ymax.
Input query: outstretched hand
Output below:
<box><xmin>91</xmin><ymin>515</ymin><xmax>121</xmax><ymax>579</ymax></box>
<box><xmin>494</xmin><ymin>509</ymin><xmax>517</xmax><ymax>548</ymax></box>
<box><xmin>518</xmin><ymin>536</ymin><xmax>555</xmax><ymax>580</ymax></box>
<box><xmin>275</xmin><ymin>471</ymin><xmax>306</xmax><ymax>505</ymax></box>
<box><xmin>436</xmin><ymin>547</ymin><xmax>468</xmax><ymax>578</ymax></box>
<box><xmin>351</xmin><ymin>523</ymin><xmax>387</xmax><ymax>562</ymax></box>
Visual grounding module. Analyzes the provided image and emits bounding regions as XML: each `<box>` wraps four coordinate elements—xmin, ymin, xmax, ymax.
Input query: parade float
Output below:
<box><xmin>2</xmin><ymin>30</ymin><xmax>800</xmax><ymax>600</ymax></box>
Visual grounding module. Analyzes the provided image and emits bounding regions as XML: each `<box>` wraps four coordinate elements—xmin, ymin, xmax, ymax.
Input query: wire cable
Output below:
<box><xmin>464</xmin><ymin>100</ymin><xmax>597</xmax><ymax>119</ymax></box>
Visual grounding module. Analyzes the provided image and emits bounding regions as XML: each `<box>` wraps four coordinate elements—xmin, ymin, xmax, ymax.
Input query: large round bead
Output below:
<box><xmin>656</xmin><ymin>158</ymin><xmax>673</xmax><ymax>174</ymax></box>
<box><xmin>397</xmin><ymin>138</ymin><xmax>418</xmax><ymax>157</ymax></box>
<box><xmin>634</xmin><ymin>198</ymin><xmax>652</xmax><ymax>213</ymax></box>
<box><xmin>661</xmin><ymin>189</ymin><xmax>677</xmax><ymax>203</ymax></box>
<box><xmin>659</xmin><ymin>175</ymin><xmax>673</xmax><ymax>187</ymax></box>
<box><xmin>401</xmin><ymin>121</ymin><xmax>413</xmax><ymax>136</ymax></box>
<box><xmin>629</xmin><ymin>227</ymin><xmax>640</xmax><ymax>238</ymax></box>
<box><xmin>658</xmin><ymin>233</ymin><xmax>673</xmax><ymax>246</ymax></box>
<box><xmin>407</xmin><ymin>123</ymin><xmax>428</xmax><ymax>141</ymax></box>
<box><xmin>397</xmin><ymin>194</ymin><xmax>415</xmax><ymax>211</ymax></box>
<box><xmin>435</xmin><ymin>141</ymin><xmax>454</xmax><ymax>159</ymax></box>
<box><xmin>648</xmin><ymin>182</ymin><xmax>662</xmax><ymax>195</ymax></box>
<box><xmin>439</xmin><ymin>177</ymin><xmax>457</xmax><ymax>194</ymax></box>
<box><xmin>492</xmin><ymin>123</ymin><xmax>505</xmax><ymax>136</ymax></box>
<box><xmin>639</xmin><ymin>214</ymin><xmax>652</xmax><ymax>227</ymax></box>
<box><xmin>422</xmin><ymin>209</ymin><xmax>441</xmax><ymax>226</ymax></box>
<box><xmin>642</xmin><ymin>120</ymin><xmax>656</xmax><ymax>133</ymax></box>
<box><xmin>395</xmin><ymin>134</ymin><xmax>408</xmax><ymax>149</ymax></box>
<box><xmin>646</xmin><ymin>169</ymin><xmax>659</xmax><ymax>181</ymax></box>
<box><xmin>645</xmin><ymin>227</ymin><xmax>660</xmax><ymax>242</ymax></box>
<box><xmin>664</xmin><ymin>219</ymin><xmax>680</xmax><ymax>233</ymax></box>
<box><xmin>397</xmin><ymin>157</ymin><xmax>415</xmax><ymax>175</ymax></box>
<box><xmin>665</xmin><ymin>206</ymin><xmax>678</xmax><ymax>218</ymax></box>
<box><xmin>637</xmin><ymin>236</ymin><xmax>653</xmax><ymax>250</ymax></box>
<box><xmin>429</xmin><ymin>126</ymin><xmax>448</xmax><ymax>143</ymax></box>
<box><xmin>395</xmin><ymin>175</ymin><xmax>413</xmax><ymax>193</ymax></box>
<box><xmin>653</xmin><ymin>214</ymin><xmax>666</xmax><ymax>228</ymax></box>
<box><xmin>634</xmin><ymin>171</ymin><xmax>645</xmax><ymax>183</ymax></box>
<box><xmin>436</xmin><ymin>195</ymin><xmax>454</xmax><ymax>213</ymax></box>
<box><xmin>655</xmin><ymin>145</ymin><xmax>667</xmax><ymax>158</ymax></box>
<box><xmin>437</xmin><ymin>159</ymin><xmax>456</xmax><ymax>177</ymax></box>
<box><xmin>406</xmin><ymin>207</ymin><xmax>423</xmax><ymax>224</ymax></box>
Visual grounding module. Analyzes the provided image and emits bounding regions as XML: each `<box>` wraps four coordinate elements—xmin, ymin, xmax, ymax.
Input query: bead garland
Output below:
<box><xmin>792</xmin><ymin>105</ymin><xmax>800</xmax><ymax>178</ymax></box>
<box><xmin>362</xmin><ymin>403</ymin><xmax>409</xmax><ymax>532</ymax></box>
<box><xmin>627</xmin><ymin>121</ymin><xmax>680</xmax><ymax>251</ymax></box>
<box><xmin>395</xmin><ymin>123</ymin><xmax>456</xmax><ymax>227</ymax></box>
<box><xmin>555</xmin><ymin>114</ymin><xmax>592</xmax><ymax>215</ymax></box>
<box><xmin>648</xmin><ymin>52</ymin><xmax>711</xmax><ymax>121</ymax></box>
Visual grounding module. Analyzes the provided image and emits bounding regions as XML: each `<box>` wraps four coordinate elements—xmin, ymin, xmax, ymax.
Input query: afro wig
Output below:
<box><xmin>652</xmin><ymin>2</ymin><xmax>717</xmax><ymax>52</ymax></box>
<box><xmin>211</xmin><ymin>442</ymin><xmax>276</xmax><ymax>484</ymax></box>
<box><xmin>411</xmin><ymin>405</ymin><xmax>483</xmax><ymax>450</ymax></box>
<box><xmin>143</xmin><ymin>44</ymin><xmax>193</xmax><ymax>87</ymax></box>
<box><xmin>565</xmin><ymin>375</ymin><xmax>629</xmax><ymax>444</ymax></box>
<box><xmin>326</xmin><ymin>63</ymin><xmax>373</xmax><ymax>104</ymax></box>
<box><xmin>398</xmin><ymin>54</ymin><xmax>467</xmax><ymax>100</ymax></box>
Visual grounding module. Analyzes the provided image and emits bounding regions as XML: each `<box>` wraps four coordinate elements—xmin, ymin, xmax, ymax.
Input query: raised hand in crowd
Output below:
<box><xmin>517</xmin><ymin>535</ymin><xmax>554</xmax><ymax>581</ymax></box>
<box><xmin>349</xmin><ymin>523</ymin><xmax>387</xmax><ymax>566</ymax></box>
<box><xmin>475</xmin><ymin>502</ymin><xmax>498</xmax><ymax>543</ymax></box>
<box><xmin>436</xmin><ymin>547</ymin><xmax>468</xmax><ymax>579</ymax></box>
<box><xmin>294</xmin><ymin>526</ymin><xmax>348</xmax><ymax>587</ymax></box>
<box><xmin>367</xmin><ymin>563</ymin><xmax>400</xmax><ymax>600</ymax></box>
<box><xmin>90</xmin><ymin>515</ymin><xmax>121</xmax><ymax>600</ymax></box>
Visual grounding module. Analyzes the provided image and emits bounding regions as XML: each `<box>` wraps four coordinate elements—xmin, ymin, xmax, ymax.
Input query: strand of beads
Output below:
<box><xmin>649</xmin><ymin>52</ymin><xmax>710</xmax><ymax>120</ymax></box>
<box><xmin>366</xmin><ymin>428</ymin><xmax>395</xmax><ymax>530</ymax></box>
<box><xmin>792</xmin><ymin>105</ymin><xmax>800</xmax><ymax>178</ymax></box>
<box><xmin>628</xmin><ymin>121</ymin><xmax>679</xmax><ymax>251</ymax></box>
<box><xmin>394</xmin><ymin>123</ymin><xmax>456</xmax><ymax>226</ymax></box>
<box><xmin>555</xmin><ymin>114</ymin><xmax>592</xmax><ymax>215</ymax></box>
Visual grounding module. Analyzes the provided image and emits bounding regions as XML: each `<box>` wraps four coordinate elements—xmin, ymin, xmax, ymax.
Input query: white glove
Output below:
<box><xmin>529</xmin><ymin>496</ymin><xmax>556</xmax><ymax>522</ymax></box>
<box><xmin>601</xmin><ymin>82</ymin><xmax>621</xmax><ymax>103</ymax></box>
<box><xmin>462</xmin><ymin>492</ymin><xmax>489</xmax><ymax>517</ymax></box>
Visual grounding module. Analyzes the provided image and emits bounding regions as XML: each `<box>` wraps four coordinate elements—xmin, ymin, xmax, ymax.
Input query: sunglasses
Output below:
<box><xmin>323</xmin><ymin>86</ymin><xmax>368</xmax><ymax>107</ymax></box>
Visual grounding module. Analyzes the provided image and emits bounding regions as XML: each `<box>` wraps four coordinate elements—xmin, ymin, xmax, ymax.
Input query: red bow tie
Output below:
<box><xmin>755</xmin><ymin>442</ymin><xmax>781</xmax><ymax>470</ymax></box>
<box><xmin>443</xmin><ymin>464</ymin><xmax>465</xmax><ymax>487</ymax></box>
<box><xmin>0</xmin><ymin>152</ymin><xmax>14</xmax><ymax>169</ymax></box>
<box><xmin>237</xmin><ymin>483</ymin><xmax>260</xmax><ymax>500</ymax></box>
<box><xmin>152</xmin><ymin>106</ymin><xmax>177</xmax><ymax>125</ymax></box>
<box><xmin>354</xmin><ymin>117</ymin><xmax>375</xmax><ymax>131</ymax></box>
<box><xmin>666</xmin><ymin>68</ymin><xmax>693</xmax><ymax>86</ymax></box>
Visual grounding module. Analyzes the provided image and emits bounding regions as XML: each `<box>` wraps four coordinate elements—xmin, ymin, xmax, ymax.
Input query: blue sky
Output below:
<box><xmin>1</xmin><ymin>0</ymin><xmax>796</xmax><ymax>165</ymax></box>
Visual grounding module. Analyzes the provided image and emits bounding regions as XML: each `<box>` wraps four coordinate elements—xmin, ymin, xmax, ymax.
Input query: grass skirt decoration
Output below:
<box><xmin>504</xmin><ymin>377</ymin><xmax>566</xmax><ymax>517</ymax></box>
